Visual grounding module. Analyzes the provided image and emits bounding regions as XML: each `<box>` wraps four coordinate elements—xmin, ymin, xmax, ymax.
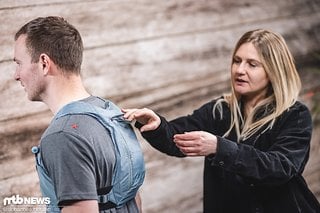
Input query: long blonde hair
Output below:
<box><xmin>215</xmin><ymin>29</ymin><xmax>301</xmax><ymax>141</ymax></box>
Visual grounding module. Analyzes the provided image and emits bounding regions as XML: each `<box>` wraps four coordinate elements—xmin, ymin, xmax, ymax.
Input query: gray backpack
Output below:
<box><xmin>33</xmin><ymin>99</ymin><xmax>145</xmax><ymax>212</ymax></box>
<box><xmin>56</xmin><ymin>99</ymin><xmax>146</xmax><ymax>209</ymax></box>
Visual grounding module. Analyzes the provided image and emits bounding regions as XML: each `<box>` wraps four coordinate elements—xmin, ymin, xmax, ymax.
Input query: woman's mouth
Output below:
<box><xmin>235</xmin><ymin>78</ymin><xmax>247</xmax><ymax>83</ymax></box>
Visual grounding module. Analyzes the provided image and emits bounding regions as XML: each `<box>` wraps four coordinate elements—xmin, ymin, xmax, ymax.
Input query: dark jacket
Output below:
<box><xmin>138</xmin><ymin>98</ymin><xmax>320</xmax><ymax>213</ymax></box>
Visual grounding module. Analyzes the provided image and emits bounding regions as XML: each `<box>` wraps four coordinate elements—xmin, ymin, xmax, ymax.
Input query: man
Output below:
<box><xmin>13</xmin><ymin>16</ymin><xmax>142</xmax><ymax>213</ymax></box>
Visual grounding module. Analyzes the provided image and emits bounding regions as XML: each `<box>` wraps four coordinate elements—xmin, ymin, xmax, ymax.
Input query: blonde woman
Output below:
<box><xmin>123</xmin><ymin>29</ymin><xmax>320</xmax><ymax>213</ymax></box>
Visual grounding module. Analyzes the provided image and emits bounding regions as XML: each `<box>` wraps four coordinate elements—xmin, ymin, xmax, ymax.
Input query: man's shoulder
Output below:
<box><xmin>42</xmin><ymin>113</ymin><xmax>107</xmax><ymax>142</ymax></box>
<box><xmin>44</xmin><ymin>96</ymin><xmax>108</xmax><ymax>136</ymax></box>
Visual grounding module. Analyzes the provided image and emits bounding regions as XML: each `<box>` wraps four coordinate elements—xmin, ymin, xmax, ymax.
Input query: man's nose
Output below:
<box><xmin>14</xmin><ymin>69</ymin><xmax>20</xmax><ymax>81</ymax></box>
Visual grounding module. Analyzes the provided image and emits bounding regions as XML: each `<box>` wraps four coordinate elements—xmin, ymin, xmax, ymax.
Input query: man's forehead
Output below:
<box><xmin>14</xmin><ymin>35</ymin><xmax>30</xmax><ymax>60</ymax></box>
<box><xmin>15</xmin><ymin>34</ymin><xmax>27</xmax><ymax>44</ymax></box>
<box><xmin>14</xmin><ymin>35</ymin><xmax>29</xmax><ymax>52</ymax></box>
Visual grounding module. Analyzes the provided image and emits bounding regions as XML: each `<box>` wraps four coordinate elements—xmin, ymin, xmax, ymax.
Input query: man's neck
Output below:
<box><xmin>43</xmin><ymin>74</ymin><xmax>91</xmax><ymax>115</ymax></box>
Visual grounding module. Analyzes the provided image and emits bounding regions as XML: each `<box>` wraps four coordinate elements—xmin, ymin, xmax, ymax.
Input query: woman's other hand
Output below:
<box><xmin>173</xmin><ymin>131</ymin><xmax>217</xmax><ymax>156</ymax></box>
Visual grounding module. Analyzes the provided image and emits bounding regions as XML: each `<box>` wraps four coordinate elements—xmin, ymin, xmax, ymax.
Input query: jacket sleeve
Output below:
<box><xmin>210</xmin><ymin>102</ymin><xmax>313</xmax><ymax>186</ymax></box>
<box><xmin>137</xmin><ymin>101</ymin><xmax>217</xmax><ymax>157</ymax></box>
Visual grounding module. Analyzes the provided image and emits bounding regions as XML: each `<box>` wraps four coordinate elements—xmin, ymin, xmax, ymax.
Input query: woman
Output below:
<box><xmin>123</xmin><ymin>29</ymin><xmax>320</xmax><ymax>213</ymax></box>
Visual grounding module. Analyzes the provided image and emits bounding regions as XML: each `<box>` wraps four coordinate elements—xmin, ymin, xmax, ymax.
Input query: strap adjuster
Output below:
<box><xmin>98</xmin><ymin>194</ymin><xmax>108</xmax><ymax>203</ymax></box>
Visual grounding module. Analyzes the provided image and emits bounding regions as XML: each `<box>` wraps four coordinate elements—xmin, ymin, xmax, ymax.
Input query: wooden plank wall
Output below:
<box><xmin>0</xmin><ymin>0</ymin><xmax>319</xmax><ymax>212</ymax></box>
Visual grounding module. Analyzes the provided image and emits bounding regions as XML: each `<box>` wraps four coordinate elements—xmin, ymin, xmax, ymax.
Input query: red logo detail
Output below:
<box><xmin>71</xmin><ymin>123</ymin><xmax>78</xmax><ymax>129</ymax></box>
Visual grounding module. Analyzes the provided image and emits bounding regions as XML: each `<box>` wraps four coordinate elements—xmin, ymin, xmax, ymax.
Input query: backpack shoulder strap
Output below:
<box><xmin>55</xmin><ymin>99</ymin><xmax>121</xmax><ymax>120</ymax></box>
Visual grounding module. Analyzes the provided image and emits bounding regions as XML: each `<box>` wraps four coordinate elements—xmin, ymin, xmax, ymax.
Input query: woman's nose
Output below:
<box><xmin>236</xmin><ymin>62</ymin><xmax>246</xmax><ymax>74</ymax></box>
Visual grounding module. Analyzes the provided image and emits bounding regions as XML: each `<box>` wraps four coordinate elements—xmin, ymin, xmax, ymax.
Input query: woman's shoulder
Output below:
<box><xmin>212</xmin><ymin>96</ymin><xmax>230</xmax><ymax>110</ymax></box>
<box><xmin>192</xmin><ymin>96</ymin><xmax>231</xmax><ymax>121</ymax></box>
<box><xmin>287</xmin><ymin>101</ymin><xmax>311</xmax><ymax>115</ymax></box>
<box><xmin>275</xmin><ymin>101</ymin><xmax>312</xmax><ymax>127</ymax></box>
<box><xmin>196</xmin><ymin>96</ymin><xmax>229</xmax><ymax>111</ymax></box>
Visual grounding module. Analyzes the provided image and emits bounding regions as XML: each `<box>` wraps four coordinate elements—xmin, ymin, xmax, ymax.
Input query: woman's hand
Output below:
<box><xmin>173</xmin><ymin>131</ymin><xmax>217</xmax><ymax>156</ymax></box>
<box><xmin>122</xmin><ymin>108</ymin><xmax>161</xmax><ymax>132</ymax></box>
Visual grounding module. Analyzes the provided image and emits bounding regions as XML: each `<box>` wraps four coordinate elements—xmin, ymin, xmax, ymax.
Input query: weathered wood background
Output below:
<box><xmin>0</xmin><ymin>0</ymin><xmax>319</xmax><ymax>212</ymax></box>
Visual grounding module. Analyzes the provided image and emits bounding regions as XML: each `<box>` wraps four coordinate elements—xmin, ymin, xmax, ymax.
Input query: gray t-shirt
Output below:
<box><xmin>40</xmin><ymin>96</ymin><xmax>139</xmax><ymax>212</ymax></box>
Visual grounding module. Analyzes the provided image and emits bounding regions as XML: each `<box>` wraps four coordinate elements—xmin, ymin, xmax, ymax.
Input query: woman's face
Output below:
<box><xmin>231</xmin><ymin>42</ymin><xmax>270</xmax><ymax>103</ymax></box>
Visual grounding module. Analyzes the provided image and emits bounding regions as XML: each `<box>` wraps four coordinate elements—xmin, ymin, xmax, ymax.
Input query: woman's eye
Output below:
<box><xmin>249</xmin><ymin>63</ymin><xmax>257</xmax><ymax>67</ymax></box>
<box><xmin>233</xmin><ymin>58</ymin><xmax>241</xmax><ymax>64</ymax></box>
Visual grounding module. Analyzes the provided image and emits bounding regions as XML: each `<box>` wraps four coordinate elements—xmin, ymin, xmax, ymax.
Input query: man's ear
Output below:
<box><xmin>39</xmin><ymin>53</ymin><xmax>51</xmax><ymax>75</ymax></box>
